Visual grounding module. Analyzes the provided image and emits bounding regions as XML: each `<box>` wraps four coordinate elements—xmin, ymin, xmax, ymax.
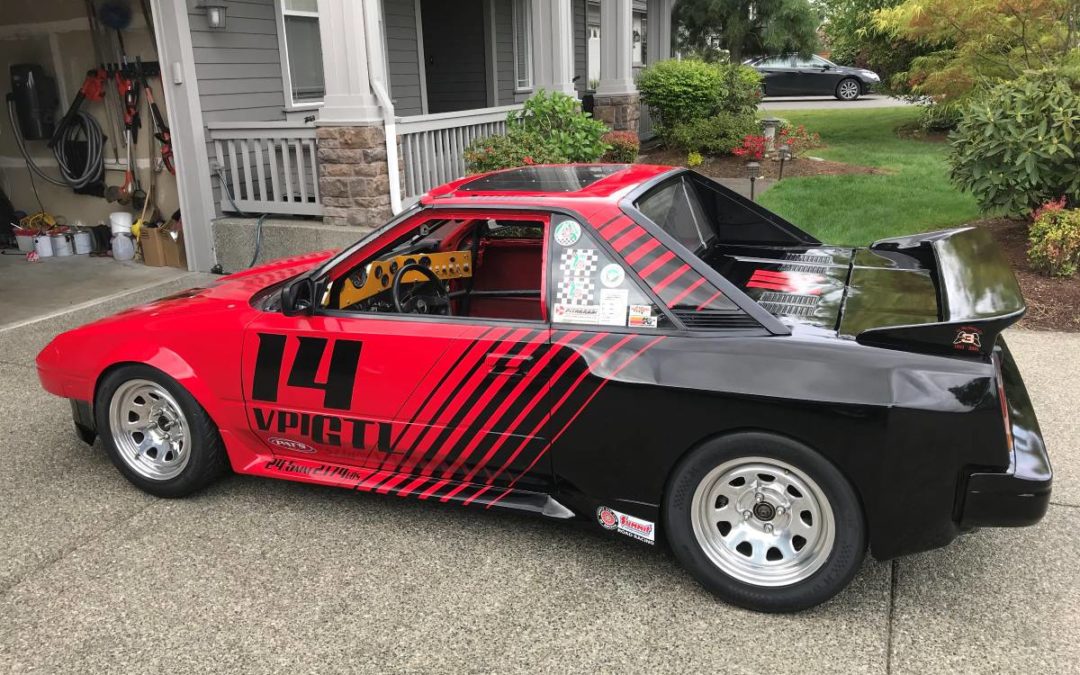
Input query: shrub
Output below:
<box><xmin>667</xmin><ymin>112</ymin><xmax>758</xmax><ymax>155</ymax></box>
<box><xmin>637</xmin><ymin>59</ymin><xmax>761</xmax><ymax>141</ymax></box>
<box><xmin>732</xmin><ymin>135</ymin><xmax>768</xmax><ymax>161</ymax></box>
<box><xmin>687</xmin><ymin>151</ymin><xmax>703</xmax><ymax>167</ymax></box>
<box><xmin>776</xmin><ymin>124</ymin><xmax>822</xmax><ymax>158</ymax></box>
<box><xmin>463</xmin><ymin>90</ymin><xmax>609</xmax><ymax>173</ymax></box>
<box><xmin>601</xmin><ymin>130</ymin><xmax>640</xmax><ymax>163</ymax></box>
<box><xmin>1029</xmin><ymin>203</ymin><xmax>1080</xmax><ymax>277</ymax></box>
<box><xmin>463</xmin><ymin>133</ymin><xmax>567</xmax><ymax>174</ymax></box>
<box><xmin>918</xmin><ymin>99</ymin><xmax>964</xmax><ymax>131</ymax></box>
<box><xmin>949</xmin><ymin>68</ymin><xmax>1080</xmax><ymax>215</ymax></box>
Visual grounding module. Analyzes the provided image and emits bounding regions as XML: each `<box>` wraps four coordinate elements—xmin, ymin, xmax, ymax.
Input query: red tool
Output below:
<box><xmin>136</xmin><ymin>57</ymin><xmax>174</xmax><ymax>175</ymax></box>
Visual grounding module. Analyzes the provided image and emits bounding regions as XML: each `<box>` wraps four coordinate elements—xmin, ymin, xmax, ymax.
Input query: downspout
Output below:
<box><xmin>363</xmin><ymin>3</ymin><xmax>403</xmax><ymax>214</ymax></box>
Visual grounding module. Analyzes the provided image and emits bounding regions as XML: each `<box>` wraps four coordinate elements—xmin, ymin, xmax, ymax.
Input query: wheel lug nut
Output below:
<box><xmin>776</xmin><ymin>507</ymin><xmax>785</xmax><ymax>515</ymax></box>
<box><xmin>755</xmin><ymin>493</ymin><xmax>764</xmax><ymax>502</ymax></box>
<box><xmin>764</xmin><ymin>523</ymin><xmax>773</xmax><ymax>533</ymax></box>
<box><xmin>743</xmin><ymin>510</ymin><xmax>752</xmax><ymax>520</ymax></box>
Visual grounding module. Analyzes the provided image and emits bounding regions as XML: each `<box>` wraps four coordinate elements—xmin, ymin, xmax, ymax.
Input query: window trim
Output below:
<box><xmin>274</xmin><ymin>1</ymin><xmax>325</xmax><ymax>111</ymax></box>
<box><xmin>511</xmin><ymin>0</ymin><xmax>533</xmax><ymax>93</ymax></box>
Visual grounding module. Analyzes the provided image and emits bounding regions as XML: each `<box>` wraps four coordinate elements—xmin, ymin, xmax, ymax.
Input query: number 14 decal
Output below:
<box><xmin>251</xmin><ymin>333</ymin><xmax>363</xmax><ymax>410</ymax></box>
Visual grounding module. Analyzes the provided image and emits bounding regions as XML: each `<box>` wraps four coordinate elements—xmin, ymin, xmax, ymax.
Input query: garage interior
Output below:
<box><xmin>0</xmin><ymin>0</ymin><xmax>190</xmax><ymax>328</ymax></box>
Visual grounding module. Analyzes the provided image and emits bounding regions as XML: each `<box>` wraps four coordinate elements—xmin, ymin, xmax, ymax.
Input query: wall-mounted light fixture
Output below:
<box><xmin>200</xmin><ymin>4</ymin><xmax>227</xmax><ymax>29</ymax></box>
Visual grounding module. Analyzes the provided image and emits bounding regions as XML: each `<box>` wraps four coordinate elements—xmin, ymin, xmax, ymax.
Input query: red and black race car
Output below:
<box><xmin>37</xmin><ymin>165</ymin><xmax>1051</xmax><ymax>612</ymax></box>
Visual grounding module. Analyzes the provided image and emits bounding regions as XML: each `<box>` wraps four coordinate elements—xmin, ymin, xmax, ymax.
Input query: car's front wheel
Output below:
<box><xmin>836</xmin><ymin>78</ymin><xmax>861</xmax><ymax>101</ymax></box>
<box><xmin>96</xmin><ymin>365</ymin><xmax>229</xmax><ymax>497</ymax></box>
<box><xmin>664</xmin><ymin>433</ymin><xmax>866</xmax><ymax>612</ymax></box>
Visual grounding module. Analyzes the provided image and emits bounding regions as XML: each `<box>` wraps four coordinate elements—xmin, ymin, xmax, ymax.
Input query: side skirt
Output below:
<box><xmin>236</xmin><ymin>454</ymin><xmax>576</xmax><ymax>519</ymax></box>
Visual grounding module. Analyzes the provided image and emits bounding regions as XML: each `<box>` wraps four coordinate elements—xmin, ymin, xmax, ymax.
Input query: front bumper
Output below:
<box><xmin>960</xmin><ymin>343</ymin><xmax>1052</xmax><ymax>527</ymax></box>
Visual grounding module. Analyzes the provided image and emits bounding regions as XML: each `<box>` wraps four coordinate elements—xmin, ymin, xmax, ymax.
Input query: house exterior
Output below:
<box><xmin>149</xmin><ymin>0</ymin><xmax>675</xmax><ymax>272</ymax></box>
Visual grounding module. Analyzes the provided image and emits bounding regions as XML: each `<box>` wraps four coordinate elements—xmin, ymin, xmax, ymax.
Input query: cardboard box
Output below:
<box><xmin>140</xmin><ymin>227</ymin><xmax>187</xmax><ymax>269</ymax></box>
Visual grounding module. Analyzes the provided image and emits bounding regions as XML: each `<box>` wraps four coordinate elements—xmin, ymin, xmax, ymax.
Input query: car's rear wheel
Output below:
<box><xmin>96</xmin><ymin>365</ymin><xmax>229</xmax><ymax>497</ymax></box>
<box><xmin>664</xmin><ymin>433</ymin><xmax>865</xmax><ymax>612</ymax></box>
<box><xmin>836</xmin><ymin>78</ymin><xmax>861</xmax><ymax>101</ymax></box>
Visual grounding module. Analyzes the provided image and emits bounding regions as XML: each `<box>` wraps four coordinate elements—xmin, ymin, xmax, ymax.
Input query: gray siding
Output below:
<box><xmin>191</xmin><ymin>0</ymin><xmax>286</xmax><ymax>124</ymax></box>
<box><xmin>574</xmin><ymin>0</ymin><xmax>587</xmax><ymax>94</ymax></box>
<box><xmin>494</xmin><ymin>0</ymin><xmax>527</xmax><ymax>104</ymax></box>
<box><xmin>189</xmin><ymin>0</ymin><xmax>286</xmax><ymax>211</ymax></box>
<box><xmin>384</xmin><ymin>0</ymin><xmax>425</xmax><ymax>116</ymax></box>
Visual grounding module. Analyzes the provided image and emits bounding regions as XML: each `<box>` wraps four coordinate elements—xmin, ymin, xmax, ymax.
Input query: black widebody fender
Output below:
<box><xmin>550</xmin><ymin>329</ymin><xmax>1006</xmax><ymax>560</ymax></box>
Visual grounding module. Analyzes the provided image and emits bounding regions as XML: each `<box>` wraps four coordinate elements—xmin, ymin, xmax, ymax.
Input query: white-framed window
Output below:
<box><xmin>512</xmin><ymin>0</ymin><xmax>533</xmax><ymax>91</ymax></box>
<box><xmin>276</xmin><ymin>0</ymin><xmax>326</xmax><ymax>108</ymax></box>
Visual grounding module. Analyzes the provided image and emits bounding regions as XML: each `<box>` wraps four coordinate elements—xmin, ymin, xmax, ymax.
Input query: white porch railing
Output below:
<box><xmin>396</xmin><ymin>104</ymin><xmax>524</xmax><ymax>202</ymax></box>
<box><xmin>207</xmin><ymin>121</ymin><xmax>322</xmax><ymax>216</ymax></box>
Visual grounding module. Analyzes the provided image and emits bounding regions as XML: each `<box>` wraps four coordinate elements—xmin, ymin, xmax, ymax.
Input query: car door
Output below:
<box><xmin>241</xmin><ymin>212</ymin><xmax>554</xmax><ymax>494</ymax></box>
<box><xmin>792</xmin><ymin>55</ymin><xmax>842</xmax><ymax>95</ymax></box>
<box><xmin>757</xmin><ymin>56</ymin><xmax>799</xmax><ymax>95</ymax></box>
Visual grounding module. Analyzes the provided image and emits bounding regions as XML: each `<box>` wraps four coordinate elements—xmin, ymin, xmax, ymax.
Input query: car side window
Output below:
<box><xmin>548</xmin><ymin>218</ymin><xmax>667</xmax><ymax>329</ymax></box>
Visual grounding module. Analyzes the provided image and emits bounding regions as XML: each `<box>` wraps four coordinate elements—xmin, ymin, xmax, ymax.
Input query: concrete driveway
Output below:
<box><xmin>760</xmin><ymin>95</ymin><xmax>913</xmax><ymax>111</ymax></box>
<box><xmin>1</xmin><ymin>282</ymin><xmax>1077</xmax><ymax>673</ymax></box>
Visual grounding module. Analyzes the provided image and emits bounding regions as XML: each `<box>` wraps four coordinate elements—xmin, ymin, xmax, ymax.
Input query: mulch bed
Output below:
<box><xmin>639</xmin><ymin>147</ymin><xmax>890</xmax><ymax>180</ymax></box>
<box><xmin>975</xmin><ymin>218</ymin><xmax>1080</xmax><ymax>332</ymax></box>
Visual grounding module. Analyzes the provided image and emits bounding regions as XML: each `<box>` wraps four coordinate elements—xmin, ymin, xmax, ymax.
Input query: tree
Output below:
<box><xmin>818</xmin><ymin>0</ymin><xmax>930</xmax><ymax>93</ymax></box>
<box><xmin>674</xmin><ymin>0</ymin><xmax>820</xmax><ymax>63</ymax></box>
<box><xmin>873</xmin><ymin>0</ymin><xmax>1080</xmax><ymax>99</ymax></box>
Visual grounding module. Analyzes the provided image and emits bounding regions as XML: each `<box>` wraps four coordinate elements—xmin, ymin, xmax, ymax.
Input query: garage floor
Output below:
<box><xmin>0</xmin><ymin>253</ymin><xmax>189</xmax><ymax>328</ymax></box>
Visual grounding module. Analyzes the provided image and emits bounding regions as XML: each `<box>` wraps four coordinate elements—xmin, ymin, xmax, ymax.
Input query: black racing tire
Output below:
<box><xmin>835</xmin><ymin>78</ymin><xmax>861</xmax><ymax>101</ymax></box>
<box><xmin>95</xmin><ymin>364</ymin><xmax>229</xmax><ymax>498</ymax></box>
<box><xmin>663</xmin><ymin>432</ymin><xmax>866</xmax><ymax>612</ymax></box>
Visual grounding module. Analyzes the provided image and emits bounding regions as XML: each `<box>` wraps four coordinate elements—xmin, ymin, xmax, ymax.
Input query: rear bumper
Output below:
<box><xmin>959</xmin><ymin>343</ymin><xmax>1052</xmax><ymax>528</ymax></box>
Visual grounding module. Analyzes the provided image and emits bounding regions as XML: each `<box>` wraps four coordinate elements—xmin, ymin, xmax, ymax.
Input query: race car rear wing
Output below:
<box><xmin>855</xmin><ymin>227</ymin><xmax>1026</xmax><ymax>358</ymax></box>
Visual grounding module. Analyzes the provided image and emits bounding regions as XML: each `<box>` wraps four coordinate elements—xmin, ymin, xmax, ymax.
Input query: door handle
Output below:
<box><xmin>486</xmin><ymin>353</ymin><xmax>533</xmax><ymax>376</ymax></box>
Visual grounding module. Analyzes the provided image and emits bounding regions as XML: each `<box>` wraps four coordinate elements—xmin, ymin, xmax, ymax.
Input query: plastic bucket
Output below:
<box><xmin>109</xmin><ymin>211</ymin><xmax>134</xmax><ymax>234</ymax></box>
<box><xmin>15</xmin><ymin>233</ymin><xmax>34</xmax><ymax>252</ymax></box>
<box><xmin>72</xmin><ymin>230</ymin><xmax>93</xmax><ymax>255</ymax></box>
<box><xmin>112</xmin><ymin>233</ymin><xmax>135</xmax><ymax>261</ymax></box>
<box><xmin>51</xmin><ymin>233</ymin><xmax>73</xmax><ymax>257</ymax></box>
<box><xmin>34</xmin><ymin>234</ymin><xmax>53</xmax><ymax>258</ymax></box>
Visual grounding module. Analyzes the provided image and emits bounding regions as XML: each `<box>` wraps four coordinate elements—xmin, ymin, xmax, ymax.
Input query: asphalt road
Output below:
<box><xmin>760</xmin><ymin>95</ymin><xmax>913</xmax><ymax>111</ymax></box>
<box><xmin>1</xmin><ymin>281</ymin><xmax>1077</xmax><ymax>673</ymax></box>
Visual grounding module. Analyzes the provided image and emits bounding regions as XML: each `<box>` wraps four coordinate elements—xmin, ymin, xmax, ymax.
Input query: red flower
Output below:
<box><xmin>523</xmin><ymin>155</ymin><xmax>535</xmax><ymax>165</ymax></box>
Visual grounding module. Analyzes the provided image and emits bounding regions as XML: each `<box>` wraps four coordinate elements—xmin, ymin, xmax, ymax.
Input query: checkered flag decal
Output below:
<box><xmin>556</xmin><ymin>276</ymin><xmax>595</xmax><ymax>305</ymax></box>
<box><xmin>557</xmin><ymin>248</ymin><xmax>599</xmax><ymax>305</ymax></box>
<box><xmin>560</xmin><ymin>248</ymin><xmax>599</xmax><ymax>275</ymax></box>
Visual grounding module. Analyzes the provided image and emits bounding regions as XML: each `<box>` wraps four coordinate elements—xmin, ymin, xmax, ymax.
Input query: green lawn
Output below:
<box><xmin>756</xmin><ymin>107</ymin><xmax>981</xmax><ymax>246</ymax></box>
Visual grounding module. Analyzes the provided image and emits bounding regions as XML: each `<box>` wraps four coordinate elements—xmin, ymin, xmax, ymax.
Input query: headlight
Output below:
<box><xmin>860</xmin><ymin>70</ymin><xmax>880</xmax><ymax>82</ymax></box>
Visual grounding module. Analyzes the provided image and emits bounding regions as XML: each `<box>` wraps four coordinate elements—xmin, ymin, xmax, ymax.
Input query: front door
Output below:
<box><xmin>242</xmin><ymin>313</ymin><xmax>556</xmax><ymax>487</ymax></box>
<box><xmin>421</xmin><ymin>0</ymin><xmax>488</xmax><ymax>113</ymax></box>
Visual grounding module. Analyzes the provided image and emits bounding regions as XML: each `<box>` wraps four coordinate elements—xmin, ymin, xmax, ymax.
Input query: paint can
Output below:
<box><xmin>72</xmin><ymin>229</ymin><xmax>93</xmax><ymax>255</ymax></box>
<box><xmin>15</xmin><ymin>232</ymin><xmax>34</xmax><ymax>252</ymax></box>
<box><xmin>34</xmin><ymin>234</ymin><xmax>54</xmax><ymax>258</ymax></box>
<box><xmin>51</xmin><ymin>232</ymin><xmax>73</xmax><ymax>257</ymax></box>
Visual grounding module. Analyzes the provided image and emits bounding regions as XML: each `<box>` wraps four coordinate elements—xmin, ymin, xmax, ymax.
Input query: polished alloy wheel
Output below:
<box><xmin>690</xmin><ymin>456</ymin><xmax>835</xmax><ymax>587</ymax></box>
<box><xmin>838</xmin><ymin>80</ymin><xmax>860</xmax><ymax>100</ymax></box>
<box><xmin>108</xmin><ymin>379</ymin><xmax>191</xmax><ymax>481</ymax></box>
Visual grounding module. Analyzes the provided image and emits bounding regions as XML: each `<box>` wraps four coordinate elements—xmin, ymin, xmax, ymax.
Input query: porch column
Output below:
<box><xmin>531</xmin><ymin>0</ymin><xmax>577</xmax><ymax>97</ymax></box>
<box><xmin>646</xmin><ymin>0</ymin><xmax>674</xmax><ymax>65</ymax></box>
<box><xmin>594</xmin><ymin>0</ymin><xmax>638</xmax><ymax>131</ymax></box>
<box><xmin>316</xmin><ymin>0</ymin><xmax>395</xmax><ymax>228</ymax></box>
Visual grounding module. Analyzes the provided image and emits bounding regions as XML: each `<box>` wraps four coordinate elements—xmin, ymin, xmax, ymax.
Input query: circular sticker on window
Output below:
<box><xmin>600</xmin><ymin>263</ymin><xmax>625</xmax><ymax>288</ymax></box>
<box><xmin>554</xmin><ymin>220</ymin><xmax>582</xmax><ymax>247</ymax></box>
